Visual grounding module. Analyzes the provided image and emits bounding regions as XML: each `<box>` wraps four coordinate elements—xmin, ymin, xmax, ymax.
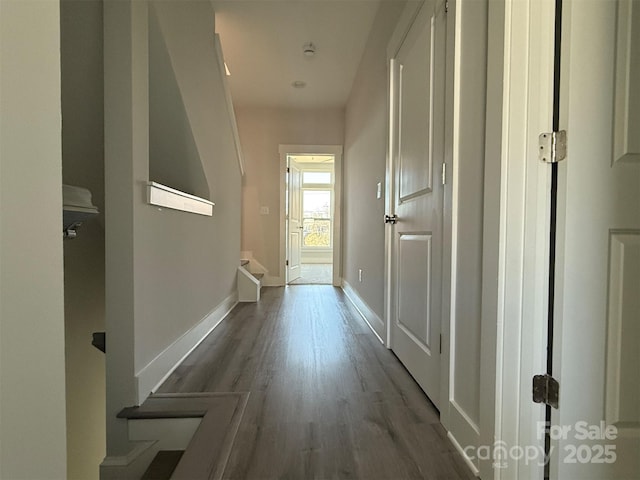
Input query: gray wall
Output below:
<box><xmin>60</xmin><ymin>1</ymin><xmax>106</xmax><ymax>478</ymax></box>
<box><xmin>343</xmin><ymin>1</ymin><xmax>405</xmax><ymax>319</ymax></box>
<box><xmin>104</xmin><ymin>0</ymin><xmax>242</xmax><ymax>456</ymax></box>
<box><xmin>236</xmin><ymin>107</ymin><xmax>344</xmax><ymax>278</ymax></box>
<box><xmin>0</xmin><ymin>1</ymin><xmax>67</xmax><ymax>477</ymax></box>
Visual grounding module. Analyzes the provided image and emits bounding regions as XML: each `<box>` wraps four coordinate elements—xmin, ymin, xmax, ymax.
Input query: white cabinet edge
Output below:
<box><xmin>147</xmin><ymin>181</ymin><xmax>214</xmax><ymax>216</ymax></box>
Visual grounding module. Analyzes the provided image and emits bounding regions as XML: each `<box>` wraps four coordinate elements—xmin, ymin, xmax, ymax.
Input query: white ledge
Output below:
<box><xmin>147</xmin><ymin>182</ymin><xmax>214</xmax><ymax>216</ymax></box>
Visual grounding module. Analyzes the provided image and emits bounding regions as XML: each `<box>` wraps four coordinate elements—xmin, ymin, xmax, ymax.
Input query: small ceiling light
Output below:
<box><xmin>303</xmin><ymin>42</ymin><xmax>316</xmax><ymax>57</ymax></box>
<box><xmin>292</xmin><ymin>80</ymin><xmax>307</xmax><ymax>89</ymax></box>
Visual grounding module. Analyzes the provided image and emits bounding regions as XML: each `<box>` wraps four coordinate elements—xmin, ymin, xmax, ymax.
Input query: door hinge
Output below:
<box><xmin>445</xmin><ymin>0</ymin><xmax>449</xmax><ymax>13</ymax></box>
<box><xmin>538</xmin><ymin>130</ymin><xmax>567</xmax><ymax>163</ymax></box>
<box><xmin>532</xmin><ymin>374</ymin><xmax>559</xmax><ymax>409</ymax></box>
<box><xmin>441</xmin><ymin>163</ymin><xmax>446</xmax><ymax>185</ymax></box>
<box><xmin>286</xmin><ymin>260</ymin><xmax>289</xmax><ymax>266</ymax></box>
<box><xmin>287</xmin><ymin>167</ymin><xmax>290</xmax><ymax>173</ymax></box>
<box><xmin>439</xmin><ymin>334</ymin><xmax>442</xmax><ymax>354</ymax></box>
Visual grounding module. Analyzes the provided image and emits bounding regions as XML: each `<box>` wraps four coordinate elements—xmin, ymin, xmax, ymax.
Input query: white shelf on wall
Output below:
<box><xmin>147</xmin><ymin>181</ymin><xmax>214</xmax><ymax>216</ymax></box>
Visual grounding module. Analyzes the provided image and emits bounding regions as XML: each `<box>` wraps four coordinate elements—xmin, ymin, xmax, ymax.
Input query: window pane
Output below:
<box><xmin>303</xmin><ymin>171</ymin><xmax>331</xmax><ymax>184</ymax></box>
<box><xmin>303</xmin><ymin>219</ymin><xmax>331</xmax><ymax>247</ymax></box>
<box><xmin>302</xmin><ymin>190</ymin><xmax>331</xmax><ymax>247</ymax></box>
<box><xmin>303</xmin><ymin>190</ymin><xmax>330</xmax><ymax>218</ymax></box>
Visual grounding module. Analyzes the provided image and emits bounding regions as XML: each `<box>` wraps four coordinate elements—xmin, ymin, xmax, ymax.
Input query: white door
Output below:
<box><xmin>389</xmin><ymin>0</ymin><xmax>445</xmax><ymax>409</ymax></box>
<box><xmin>287</xmin><ymin>163</ymin><xmax>302</xmax><ymax>283</ymax></box>
<box><xmin>551</xmin><ymin>0</ymin><xmax>640</xmax><ymax>478</ymax></box>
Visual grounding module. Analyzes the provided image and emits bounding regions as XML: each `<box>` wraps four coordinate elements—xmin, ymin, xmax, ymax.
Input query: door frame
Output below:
<box><xmin>495</xmin><ymin>0</ymin><xmax>556</xmax><ymax>478</ymax></box>
<box><xmin>279</xmin><ymin>144</ymin><xmax>343</xmax><ymax>287</ymax></box>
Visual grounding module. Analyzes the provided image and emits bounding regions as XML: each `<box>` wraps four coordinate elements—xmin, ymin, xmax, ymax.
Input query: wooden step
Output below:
<box><xmin>141</xmin><ymin>450</ymin><xmax>183</xmax><ymax>480</ymax></box>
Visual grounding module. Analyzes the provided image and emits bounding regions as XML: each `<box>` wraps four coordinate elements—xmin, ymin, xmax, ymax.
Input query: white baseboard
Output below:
<box><xmin>135</xmin><ymin>292</ymin><xmax>238</xmax><ymax>404</ymax></box>
<box><xmin>447</xmin><ymin>431</ymin><xmax>480</xmax><ymax>477</ymax></box>
<box><xmin>341</xmin><ymin>281</ymin><xmax>386</xmax><ymax>344</ymax></box>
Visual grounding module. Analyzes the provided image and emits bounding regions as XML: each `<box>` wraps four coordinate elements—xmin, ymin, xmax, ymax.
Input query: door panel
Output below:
<box><xmin>390</xmin><ymin>0</ymin><xmax>445</xmax><ymax>409</ymax></box>
<box><xmin>605</xmin><ymin>233</ymin><xmax>640</xmax><ymax>429</ymax></box>
<box><xmin>397</xmin><ymin>234</ymin><xmax>432</xmax><ymax>348</ymax></box>
<box><xmin>552</xmin><ymin>0</ymin><xmax>640</xmax><ymax>478</ymax></box>
<box><xmin>398</xmin><ymin>14</ymin><xmax>433</xmax><ymax>201</ymax></box>
<box><xmin>287</xmin><ymin>163</ymin><xmax>302</xmax><ymax>282</ymax></box>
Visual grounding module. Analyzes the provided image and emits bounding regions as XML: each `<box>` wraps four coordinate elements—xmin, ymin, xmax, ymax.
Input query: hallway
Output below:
<box><xmin>158</xmin><ymin>286</ymin><xmax>474</xmax><ymax>479</ymax></box>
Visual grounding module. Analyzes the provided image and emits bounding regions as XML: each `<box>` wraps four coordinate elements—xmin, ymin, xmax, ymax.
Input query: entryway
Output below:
<box><xmin>279</xmin><ymin>144</ymin><xmax>343</xmax><ymax>286</ymax></box>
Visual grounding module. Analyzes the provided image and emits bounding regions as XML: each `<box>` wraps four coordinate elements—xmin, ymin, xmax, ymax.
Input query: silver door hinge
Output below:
<box><xmin>538</xmin><ymin>130</ymin><xmax>567</xmax><ymax>163</ymax></box>
<box><xmin>442</xmin><ymin>163</ymin><xmax>446</xmax><ymax>185</ymax></box>
<box><xmin>533</xmin><ymin>374</ymin><xmax>559</xmax><ymax>409</ymax></box>
<box><xmin>445</xmin><ymin>0</ymin><xmax>449</xmax><ymax>13</ymax></box>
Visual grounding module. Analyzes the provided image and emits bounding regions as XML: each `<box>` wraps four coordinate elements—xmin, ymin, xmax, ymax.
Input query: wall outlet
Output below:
<box><xmin>358</xmin><ymin>269</ymin><xmax>363</xmax><ymax>282</ymax></box>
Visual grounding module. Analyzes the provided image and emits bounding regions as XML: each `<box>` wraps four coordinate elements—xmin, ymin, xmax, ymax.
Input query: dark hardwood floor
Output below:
<box><xmin>158</xmin><ymin>286</ymin><xmax>475</xmax><ymax>479</ymax></box>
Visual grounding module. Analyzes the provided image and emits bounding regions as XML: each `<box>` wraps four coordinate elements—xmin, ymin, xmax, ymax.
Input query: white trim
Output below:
<box><xmin>135</xmin><ymin>292</ymin><xmax>238</xmax><ymax>404</ymax></box>
<box><xmin>495</xmin><ymin>0</ymin><xmax>554</xmax><ymax>479</ymax></box>
<box><xmin>341</xmin><ymin>280</ymin><xmax>385</xmax><ymax>344</ymax></box>
<box><xmin>147</xmin><ymin>181</ymin><xmax>214</xmax><ymax>216</ymax></box>
<box><xmin>279</xmin><ymin>144</ymin><xmax>343</xmax><ymax>287</ymax></box>
<box><xmin>447</xmin><ymin>431</ymin><xmax>481</xmax><ymax>477</ymax></box>
<box><xmin>448</xmin><ymin>0</ymin><xmax>462</xmax><ymax>414</ymax></box>
<box><xmin>100</xmin><ymin>441</ymin><xmax>158</xmax><ymax>480</ymax></box>
<box><xmin>214</xmin><ymin>35</ymin><xmax>245</xmax><ymax>176</ymax></box>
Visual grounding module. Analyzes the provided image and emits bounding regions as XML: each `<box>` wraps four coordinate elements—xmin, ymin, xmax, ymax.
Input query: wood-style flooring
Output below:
<box><xmin>158</xmin><ymin>286</ymin><xmax>474</xmax><ymax>479</ymax></box>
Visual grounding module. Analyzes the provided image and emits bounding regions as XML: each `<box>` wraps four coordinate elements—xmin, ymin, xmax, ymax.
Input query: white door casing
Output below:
<box><xmin>279</xmin><ymin>145</ymin><xmax>343</xmax><ymax>287</ymax></box>
<box><xmin>388</xmin><ymin>0</ymin><xmax>446</xmax><ymax>410</ymax></box>
<box><xmin>287</xmin><ymin>162</ymin><xmax>302</xmax><ymax>283</ymax></box>
<box><xmin>551</xmin><ymin>0</ymin><xmax>640</xmax><ymax>478</ymax></box>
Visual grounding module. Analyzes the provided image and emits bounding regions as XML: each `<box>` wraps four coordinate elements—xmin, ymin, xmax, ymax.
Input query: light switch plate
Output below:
<box><xmin>376</xmin><ymin>182</ymin><xmax>382</xmax><ymax>199</ymax></box>
<box><xmin>260</xmin><ymin>206</ymin><xmax>269</xmax><ymax>215</ymax></box>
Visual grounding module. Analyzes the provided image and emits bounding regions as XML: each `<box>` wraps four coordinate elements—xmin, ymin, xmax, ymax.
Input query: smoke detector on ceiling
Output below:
<box><xmin>303</xmin><ymin>42</ymin><xmax>316</xmax><ymax>57</ymax></box>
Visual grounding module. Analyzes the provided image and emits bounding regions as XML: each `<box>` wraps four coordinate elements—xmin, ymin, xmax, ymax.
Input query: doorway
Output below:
<box><xmin>279</xmin><ymin>145</ymin><xmax>343</xmax><ymax>287</ymax></box>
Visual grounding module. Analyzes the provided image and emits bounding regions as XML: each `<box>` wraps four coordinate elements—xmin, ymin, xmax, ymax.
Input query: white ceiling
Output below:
<box><xmin>212</xmin><ymin>0</ymin><xmax>382</xmax><ymax>109</ymax></box>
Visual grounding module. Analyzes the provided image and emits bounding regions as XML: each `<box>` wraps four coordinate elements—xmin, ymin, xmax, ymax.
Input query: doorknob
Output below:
<box><xmin>384</xmin><ymin>214</ymin><xmax>398</xmax><ymax>224</ymax></box>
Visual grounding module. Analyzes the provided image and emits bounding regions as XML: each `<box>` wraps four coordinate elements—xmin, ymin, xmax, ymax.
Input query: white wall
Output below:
<box><xmin>0</xmin><ymin>1</ymin><xmax>68</xmax><ymax>477</ymax></box>
<box><xmin>451</xmin><ymin>0</ymin><xmax>488</xmax><ymax>426</ymax></box>
<box><xmin>343</xmin><ymin>1</ymin><xmax>405</xmax><ymax>324</ymax></box>
<box><xmin>104</xmin><ymin>0</ymin><xmax>242</xmax><ymax>457</ymax></box>
<box><xmin>60</xmin><ymin>1</ymin><xmax>106</xmax><ymax>478</ymax></box>
<box><xmin>236</xmin><ymin>107</ymin><xmax>344</xmax><ymax>278</ymax></box>
<box><xmin>442</xmin><ymin>1</ymin><xmax>501</xmax><ymax>477</ymax></box>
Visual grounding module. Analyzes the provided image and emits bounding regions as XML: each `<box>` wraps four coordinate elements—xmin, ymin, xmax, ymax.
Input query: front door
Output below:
<box><xmin>388</xmin><ymin>0</ymin><xmax>446</xmax><ymax>409</ymax></box>
<box><xmin>287</xmin><ymin>162</ymin><xmax>302</xmax><ymax>283</ymax></box>
<box><xmin>550</xmin><ymin>0</ymin><xmax>640</xmax><ymax>478</ymax></box>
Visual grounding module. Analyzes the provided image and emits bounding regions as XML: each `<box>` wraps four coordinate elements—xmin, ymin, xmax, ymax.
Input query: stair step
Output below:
<box><xmin>240</xmin><ymin>259</ymin><xmax>249</xmax><ymax>267</ymax></box>
<box><xmin>117</xmin><ymin>404</ymin><xmax>206</xmax><ymax>420</ymax></box>
<box><xmin>253</xmin><ymin>272</ymin><xmax>264</xmax><ymax>280</ymax></box>
<box><xmin>141</xmin><ymin>450</ymin><xmax>184</xmax><ymax>480</ymax></box>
